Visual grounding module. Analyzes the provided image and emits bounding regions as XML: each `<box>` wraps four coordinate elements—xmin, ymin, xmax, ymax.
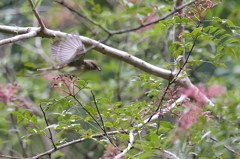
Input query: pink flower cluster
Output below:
<box><xmin>0</xmin><ymin>83</ymin><xmax>31</xmax><ymax>108</ymax></box>
<box><xmin>52</xmin><ymin>74</ymin><xmax>80</xmax><ymax>96</ymax></box>
<box><xmin>102</xmin><ymin>144</ymin><xmax>126</xmax><ymax>159</ymax></box>
<box><xmin>175</xmin><ymin>0</ymin><xmax>221</xmax><ymax>25</ymax></box>
<box><xmin>178</xmin><ymin>84</ymin><xmax>225</xmax><ymax>130</ymax></box>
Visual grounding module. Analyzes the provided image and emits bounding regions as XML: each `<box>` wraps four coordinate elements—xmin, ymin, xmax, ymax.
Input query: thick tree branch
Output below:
<box><xmin>0</xmin><ymin>26</ymin><xmax>171</xmax><ymax>80</ymax></box>
<box><xmin>0</xmin><ymin>25</ymin><xmax>214</xmax><ymax>106</ymax></box>
<box><xmin>0</xmin><ymin>30</ymin><xmax>38</xmax><ymax>45</ymax></box>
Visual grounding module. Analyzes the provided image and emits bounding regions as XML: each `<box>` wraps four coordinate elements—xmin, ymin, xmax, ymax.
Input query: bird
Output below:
<box><xmin>37</xmin><ymin>32</ymin><xmax>101</xmax><ymax>74</ymax></box>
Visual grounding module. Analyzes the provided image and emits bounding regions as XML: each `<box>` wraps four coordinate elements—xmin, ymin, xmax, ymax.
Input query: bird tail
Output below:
<box><xmin>37</xmin><ymin>67</ymin><xmax>53</xmax><ymax>71</ymax></box>
<box><xmin>37</xmin><ymin>65</ymin><xmax>64</xmax><ymax>71</ymax></box>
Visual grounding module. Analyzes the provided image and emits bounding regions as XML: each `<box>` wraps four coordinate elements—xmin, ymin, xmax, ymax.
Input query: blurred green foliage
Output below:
<box><xmin>0</xmin><ymin>0</ymin><xmax>240</xmax><ymax>158</ymax></box>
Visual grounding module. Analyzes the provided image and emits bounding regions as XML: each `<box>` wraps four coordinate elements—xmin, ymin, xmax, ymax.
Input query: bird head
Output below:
<box><xmin>84</xmin><ymin>60</ymin><xmax>101</xmax><ymax>71</ymax></box>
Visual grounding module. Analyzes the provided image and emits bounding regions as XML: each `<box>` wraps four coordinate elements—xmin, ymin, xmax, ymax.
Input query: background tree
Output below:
<box><xmin>0</xmin><ymin>0</ymin><xmax>240</xmax><ymax>158</ymax></box>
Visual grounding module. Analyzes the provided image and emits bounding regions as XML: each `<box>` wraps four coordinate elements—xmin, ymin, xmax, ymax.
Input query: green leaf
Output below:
<box><xmin>179</xmin><ymin>32</ymin><xmax>192</xmax><ymax>38</ymax></box>
<box><xmin>34</xmin><ymin>0</ymin><xmax>42</xmax><ymax>8</ymax></box>
<box><xmin>188</xmin><ymin>60</ymin><xmax>203</xmax><ymax>66</ymax></box>
<box><xmin>212</xmin><ymin>62</ymin><xmax>227</xmax><ymax>70</ymax></box>
<box><xmin>219</xmin><ymin>34</ymin><xmax>231</xmax><ymax>41</ymax></box>
<box><xmin>213</xmin><ymin>39</ymin><xmax>220</xmax><ymax>45</ymax></box>
<box><xmin>27</xmin><ymin>127</ymin><xmax>36</xmax><ymax>133</ymax></box>
<box><xmin>224</xmin><ymin>38</ymin><xmax>239</xmax><ymax>45</ymax></box>
<box><xmin>143</xmin><ymin>7</ymin><xmax>153</xmax><ymax>13</ymax></box>
<box><xmin>98</xmin><ymin>97</ymin><xmax>110</xmax><ymax>104</ymax></box>
<box><xmin>113</xmin><ymin>102</ymin><xmax>122</xmax><ymax>108</ymax></box>
<box><xmin>24</xmin><ymin>110</ymin><xmax>31</xmax><ymax>120</ymax></box>
<box><xmin>169</xmin><ymin>43</ymin><xmax>177</xmax><ymax>54</ymax></box>
<box><xmin>209</xmin><ymin>27</ymin><xmax>218</xmax><ymax>33</ymax></box>
<box><xmin>226</xmin><ymin>19</ymin><xmax>236</xmax><ymax>27</ymax></box>
<box><xmin>217</xmin><ymin>45</ymin><xmax>224</xmax><ymax>53</ymax></box>
<box><xmin>203</xmin><ymin>26</ymin><xmax>213</xmax><ymax>32</ymax></box>
<box><xmin>185</xmin><ymin>42</ymin><xmax>193</xmax><ymax>50</ymax></box>
<box><xmin>31</xmin><ymin>115</ymin><xmax>37</xmax><ymax>125</ymax></box>
<box><xmin>174</xmin><ymin>16</ymin><xmax>181</xmax><ymax>23</ymax></box>
<box><xmin>91</xmin><ymin>4</ymin><xmax>102</xmax><ymax>13</ymax></box>
<box><xmin>169</xmin><ymin>41</ymin><xmax>183</xmax><ymax>55</ymax></box>
<box><xmin>213</xmin><ymin>53</ymin><xmax>224</xmax><ymax>60</ymax></box>
<box><xmin>104</xmin><ymin>122</ymin><xmax>113</xmax><ymax>128</ymax></box>
<box><xmin>149</xmin><ymin>133</ymin><xmax>159</xmax><ymax>147</ymax></box>
<box><xmin>191</xmin><ymin>27</ymin><xmax>202</xmax><ymax>37</ymax></box>
<box><xmin>86</xmin><ymin>129</ymin><xmax>92</xmax><ymax>136</ymax></box>
<box><xmin>224</xmin><ymin>46</ymin><xmax>236</xmax><ymax>56</ymax></box>
<box><xmin>173</xmin><ymin>48</ymin><xmax>184</xmax><ymax>58</ymax></box>
<box><xmin>77</xmin><ymin>80</ymin><xmax>87</xmax><ymax>88</ymax></box>
<box><xmin>113</xmin><ymin>119</ymin><xmax>120</xmax><ymax>126</ymax></box>
<box><xmin>160</xmin><ymin>121</ymin><xmax>173</xmax><ymax>129</ymax></box>
<box><xmin>212</xmin><ymin>17</ymin><xmax>222</xmax><ymax>23</ymax></box>
<box><xmin>214</xmin><ymin>29</ymin><xmax>225</xmax><ymax>36</ymax></box>
<box><xmin>87</xmin><ymin>0</ymin><xmax>95</xmax><ymax>5</ymax></box>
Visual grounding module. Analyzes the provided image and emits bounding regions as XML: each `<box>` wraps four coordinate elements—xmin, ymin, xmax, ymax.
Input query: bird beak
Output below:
<box><xmin>97</xmin><ymin>67</ymin><xmax>101</xmax><ymax>71</ymax></box>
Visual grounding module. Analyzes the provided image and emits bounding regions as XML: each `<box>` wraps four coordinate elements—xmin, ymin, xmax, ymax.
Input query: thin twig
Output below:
<box><xmin>31</xmin><ymin>130</ymin><xmax>120</xmax><ymax>159</ymax></box>
<box><xmin>147</xmin><ymin>71</ymin><xmax>173</xmax><ymax>122</ymax></box>
<box><xmin>71</xmin><ymin>95</ymin><xmax>105</xmax><ymax>132</ymax></box>
<box><xmin>209</xmin><ymin>136</ymin><xmax>238</xmax><ymax>154</ymax></box>
<box><xmin>90</xmin><ymin>90</ymin><xmax>116</xmax><ymax>147</ymax></box>
<box><xmin>114</xmin><ymin>95</ymin><xmax>187</xmax><ymax>158</ymax></box>
<box><xmin>39</xmin><ymin>104</ymin><xmax>57</xmax><ymax>150</ymax></box>
<box><xmin>114</xmin><ymin>130</ymin><xmax>134</xmax><ymax>159</ymax></box>
<box><xmin>0</xmin><ymin>130</ymin><xmax>121</xmax><ymax>159</ymax></box>
<box><xmin>55</xmin><ymin>1</ymin><xmax>111</xmax><ymax>34</ymax></box>
<box><xmin>174</xmin><ymin>0</ymin><xmax>186</xmax><ymax>67</ymax></box>
<box><xmin>163</xmin><ymin>150</ymin><xmax>180</xmax><ymax>159</ymax></box>
<box><xmin>28</xmin><ymin>0</ymin><xmax>46</xmax><ymax>31</ymax></box>
<box><xmin>55</xmin><ymin>0</ymin><xmax>196</xmax><ymax>35</ymax></box>
<box><xmin>0</xmin><ymin>154</ymin><xmax>27</xmax><ymax>159</ymax></box>
<box><xmin>10</xmin><ymin>114</ymin><xmax>27</xmax><ymax>157</ymax></box>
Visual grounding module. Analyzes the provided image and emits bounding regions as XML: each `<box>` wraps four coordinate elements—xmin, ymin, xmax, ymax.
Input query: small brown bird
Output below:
<box><xmin>37</xmin><ymin>33</ymin><xmax>101</xmax><ymax>73</ymax></box>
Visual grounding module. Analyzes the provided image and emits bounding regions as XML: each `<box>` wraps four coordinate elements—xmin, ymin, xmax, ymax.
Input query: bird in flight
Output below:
<box><xmin>37</xmin><ymin>33</ymin><xmax>101</xmax><ymax>73</ymax></box>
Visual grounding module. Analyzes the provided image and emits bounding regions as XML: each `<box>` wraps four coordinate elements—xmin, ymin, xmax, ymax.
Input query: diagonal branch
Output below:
<box><xmin>0</xmin><ymin>30</ymin><xmax>38</xmax><ymax>45</ymax></box>
<box><xmin>114</xmin><ymin>95</ymin><xmax>187</xmax><ymax>158</ymax></box>
<box><xmin>0</xmin><ymin>131</ymin><xmax>121</xmax><ymax>159</ymax></box>
<box><xmin>110</xmin><ymin>0</ymin><xmax>197</xmax><ymax>34</ymax></box>
<box><xmin>56</xmin><ymin>0</ymin><xmax>197</xmax><ymax>35</ymax></box>
<box><xmin>114</xmin><ymin>130</ymin><xmax>134</xmax><ymax>159</ymax></box>
<box><xmin>90</xmin><ymin>90</ymin><xmax>116</xmax><ymax>147</ymax></box>
<box><xmin>0</xmin><ymin>25</ymin><xmax>214</xmax><ymax>106</ymax></box>
<box><xmin>0</xmin><ymin>26</ymin><xmax>172</xmax><ymax>80</ymax></box>
<box><xmin>28</xmin><ymin>0</ymin><xmax>46</xmax><ymax>31</ymax></box>
<box><xmin>174</xmin><ymin>0</ymin><xmax>186</xmax><ymax>67</ymax></box>
<box><xmin>39</xmin><ymin>104</ymin><xmax>57</xmax><ymax>150</ymax></box>
<box><xmin>55</xmin><ymin>1</ymin><xmax>111</xmax><ymax>34</ymax></box>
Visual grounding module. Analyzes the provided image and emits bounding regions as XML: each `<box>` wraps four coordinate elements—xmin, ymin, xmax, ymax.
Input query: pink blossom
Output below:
<box><xmin>178</xmin><ymin>83</ymin><xmax>225</xmax><ymax>130</ymax></box>
<box><xmin>0</xmin><ymin>83</ymin><xmax>31</xmax><ymax>108</ymax></box>
<box><xmin>0</xmin><ymin>84</ymin><xmax>19</xmax><ymax>106</ymax></box>
<box><xmin>179</xmin><ymin>106</ymin><xmax>202</xmax><ymax>130</ymax></box>
<box><xmin>52</xmin><ymin>74</ymin><xmax>80</xmax><ymax>96</ymax></box>
<box><xmin>207</xmin><ymin>84</ymin><xmax>226</xmax><ymax>98</ymax></box>
<box><xmin>137</xmin><ymin>13</ymin><xmax>157</xmax><ymax>33</ymax></box>
<box><xmin>102</xmin><ymin>145</ymin><xmax>126</xmax><ymax>159</ymax></box>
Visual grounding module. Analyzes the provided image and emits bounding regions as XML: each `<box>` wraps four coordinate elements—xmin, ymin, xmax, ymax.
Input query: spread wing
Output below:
<box><xmin>51</xmin><ymin>33</ymin><xmax>85</xmax><ymax>65</ymax></box>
